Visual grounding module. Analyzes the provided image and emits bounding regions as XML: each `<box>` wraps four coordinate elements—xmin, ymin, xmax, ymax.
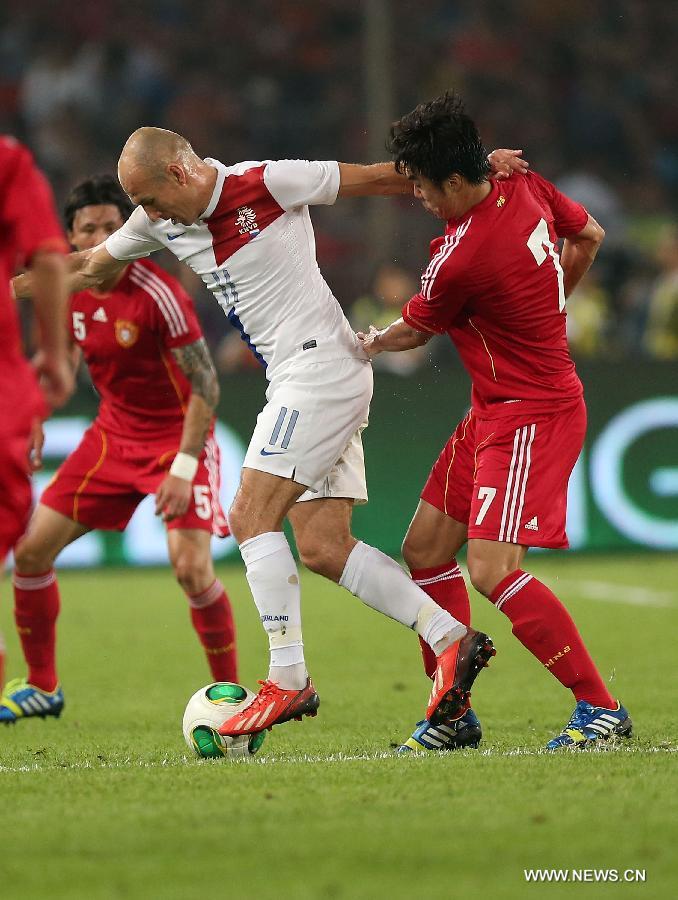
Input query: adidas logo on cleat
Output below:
<box><xmin>524</xmin><ymin>516</ymin><xmax>539</xmax><ymax>531</ymax></box>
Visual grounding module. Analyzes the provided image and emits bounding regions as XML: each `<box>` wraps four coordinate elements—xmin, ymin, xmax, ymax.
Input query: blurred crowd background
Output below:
<box><xmin>2</xmin><ymin>0</ymin><xmax>678</xmax><ymax>372</ymax></box>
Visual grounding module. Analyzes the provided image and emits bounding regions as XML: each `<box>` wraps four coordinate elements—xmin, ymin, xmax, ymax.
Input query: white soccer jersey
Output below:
<box><xmin>106</xmin><ymin>158</ymin><xmax>365</xmax><ymax>378</ymax></box>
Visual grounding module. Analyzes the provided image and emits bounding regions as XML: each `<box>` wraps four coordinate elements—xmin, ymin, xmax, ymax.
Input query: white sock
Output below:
<box><xmin>239</xmin><ymin>532</ymin><xmax>307</xmax><ymax>689</ymax></box>
<box><xmin>339</xmin><ymin>541</ymin><xmax>466</xmax><ymax>651</ymax></box>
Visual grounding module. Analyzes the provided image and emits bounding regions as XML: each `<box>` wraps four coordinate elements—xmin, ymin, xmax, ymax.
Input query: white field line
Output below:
<box><xmin>458</xmin><ymin>565</ymin><xmax>676</xmax><ymax>609</ymax></box>
<box><xmin>0</xmin><ymin>745</ymin><xmax>676</xmax><ymax>773</ymax></box>
<box><xmin>543</xmin><ymin>579</ymin><xmax>675</xmax><ymax>609</ymax></box>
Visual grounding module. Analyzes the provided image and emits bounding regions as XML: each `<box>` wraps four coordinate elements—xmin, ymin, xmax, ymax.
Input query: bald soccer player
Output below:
<box><xmin>15</xmin><ymin>128</ymin><xmax>524</xmax><ymax>742</ymax></box>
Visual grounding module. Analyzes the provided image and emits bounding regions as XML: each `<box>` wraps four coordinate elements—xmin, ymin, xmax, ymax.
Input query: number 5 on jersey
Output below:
<box><xmin>73</xmin><ymin>311</ymin><xmax>86</xmax><ymax>340</ymax></box>
<box><xmin>193</xmin><ymin>485</ymin><xmax>212</xmax><ymax>520</ymax></box>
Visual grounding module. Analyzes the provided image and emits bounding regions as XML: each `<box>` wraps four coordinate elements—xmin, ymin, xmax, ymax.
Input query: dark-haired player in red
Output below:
<box><xmin>0</xmin><ymin>136</ymin><xmax>74</xmax><ymax>693</ymax></box>
<box><xmin>360</xmin><ymin>92</ymin><xmax>631</xmax><ymax>752</ymax></box>
<box><xmin>0</xmin><ymin>175</ymin><xmax>237</xmax><ymax>724</ymax></box>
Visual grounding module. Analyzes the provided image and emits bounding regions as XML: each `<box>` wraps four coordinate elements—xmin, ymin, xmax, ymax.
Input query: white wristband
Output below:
<box><xmin>169</xmin><ymin>452</ymin><xmax>199</xmax><ymax>482</ymax></box>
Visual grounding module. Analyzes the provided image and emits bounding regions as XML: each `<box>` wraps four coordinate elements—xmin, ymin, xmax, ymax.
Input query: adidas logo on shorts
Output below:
<box><xmin>524</xmin><ymin>516</ymin><xmax>539</xmax><ymax>531</ymax></box>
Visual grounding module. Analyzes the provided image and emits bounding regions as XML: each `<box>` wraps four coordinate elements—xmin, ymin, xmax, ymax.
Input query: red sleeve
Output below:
<box><xmin>525</xmin><ymin>170</ymin><xmax>589</xmax><ymax>238</ymax></box>
<box><xmin>143</xmin><ymin>263</ymin><xmax>204</xmax><ymax>349</ymax></box>
<box><xmin>2</xmin><ymin>142</ymin><xmax>68</xmax><ymax>265</ymax></box>
<box><xmin>401</xmin><ymin>236</ymin><xmax>467</xmax><ymax>334</ymax></box>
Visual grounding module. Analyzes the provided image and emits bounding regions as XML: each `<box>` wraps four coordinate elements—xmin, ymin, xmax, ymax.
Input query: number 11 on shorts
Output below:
<box><xmin>475</xmin><ymin>486</ymin><xmax>497</xmax><ymax>526</ymax></box>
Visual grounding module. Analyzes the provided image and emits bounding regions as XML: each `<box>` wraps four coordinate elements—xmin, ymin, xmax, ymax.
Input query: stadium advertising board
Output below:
<box><xmin>28</xmin><ymin>362</ymin><xmax>677</xmax><ymax>566</ymax></box>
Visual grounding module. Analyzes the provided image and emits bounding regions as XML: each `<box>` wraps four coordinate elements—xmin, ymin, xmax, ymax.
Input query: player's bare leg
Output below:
<box><xmin>1</xmin><ymin>506</ymin><xmax>88</xmax><ymax>723</ymax></box>
<box><xmin>167</xmin><ymin>528</ymin><xmax>237</xmax><ymax>682</ymax></box>
<box><xmin>402</xmin><ymin>499</ymin><xmax>468</xmax><ymax>570</ymax></box>
<box><xmin>287</xmin><ymin>496</ymin><xmax>357</xmax><ymax>582</ymax></box>
<box><xmin>14</xmin><ymin>505</ymin><xmax>90</xmax><ymax>575</ymax></box>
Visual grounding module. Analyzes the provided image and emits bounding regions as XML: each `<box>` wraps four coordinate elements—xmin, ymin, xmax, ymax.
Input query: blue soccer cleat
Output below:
<box><xmin>397</xmin><ymin>708</ymin><xmax>482</xmax><ymax>753</ymax></box>
<box><xmin>0</xmin><ymin>678</ymin><xmax>64</xmax><ymax>724</ymax></box>
<box><xmin>546</xmin><ymin>700</ymin><xmax>632</xmax><ymax>750</ymax></box>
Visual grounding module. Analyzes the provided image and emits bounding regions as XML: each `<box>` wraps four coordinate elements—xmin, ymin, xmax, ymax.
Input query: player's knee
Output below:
<box><xmin>13</xmin><ymin>538</ymin><xmax>55</xmax><ymax>575</ymax></box>
<box><xmin>297</xmin><ymin>542</ymin><xmax>331</xmax><ymax>578</ymax></box>
<box><xmin>297</xmin><ymin>537</ymin><xmax>345</xmax><ymax>582</ymax></box>
<box><xmin>401</xmin><ymin>532</ymin><xmax>430</xmax><ymax>571</ymax></box>
<box><xmin>226</xmin><ymin>498</ymin><xmax>248</xmax><ymax>543</ymax></box>
<box><xmin>467</xmin><ymin>557</ymin><xmax>506</xmax><ymax>598</ymax></box>
<box><xmin>172</xmin><ymin>554</ymin><xmax>210</xmax><ymax>595</ymax></box>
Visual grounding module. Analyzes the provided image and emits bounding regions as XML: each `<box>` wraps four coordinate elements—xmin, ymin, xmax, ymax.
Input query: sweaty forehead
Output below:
<box><xmin>118</xmin><ymin>163</ymin><xmax>154</xmax><ymax>197</ymax></box>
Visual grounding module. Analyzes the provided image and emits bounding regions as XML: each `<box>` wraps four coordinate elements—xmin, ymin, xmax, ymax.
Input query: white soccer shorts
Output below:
<box><xmin>242</xmin><ymin>357</ymin><xmax>372</xmax><ymax>504</ymax></box>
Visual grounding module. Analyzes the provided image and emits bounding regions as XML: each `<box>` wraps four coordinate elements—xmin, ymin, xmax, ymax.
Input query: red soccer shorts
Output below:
<box><xmin>40</xmin><ymin>423</ymin><xmax>229</xmax><ymax>536</ymax></box>
<box><xmin>421</xmin><ymin>399</ymin><xmax>586</xmax><ymax>549</ymax></box>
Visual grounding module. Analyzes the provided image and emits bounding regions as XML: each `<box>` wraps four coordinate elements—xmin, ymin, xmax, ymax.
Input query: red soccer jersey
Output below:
<box><xmin>0</xmin><ymin>136</ymin><xmax>68</xmax><ymax>425</ymax></box>
<box><xmin>402</xmin><ymin>171</ymin><xmax>589</xmax><ymax>419</ymax></box>
<box><xmin>70</xmin><ymin>259</ymin><xmax>204</xmax><ymax>440</ymax></box>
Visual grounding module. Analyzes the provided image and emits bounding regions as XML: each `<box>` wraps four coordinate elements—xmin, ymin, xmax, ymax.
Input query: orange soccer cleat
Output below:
<box><xmin>426</xmin><ymin>629</ymin><xmax>496</xmax><ymax>725</ymax></box>
<box><xmin>218</xmin><ymin>678</ymin><xmax>320</xmax><ymax>737</ymax></box>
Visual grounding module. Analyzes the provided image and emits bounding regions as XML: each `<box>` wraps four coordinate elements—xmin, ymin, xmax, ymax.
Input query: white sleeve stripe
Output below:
<box><xmin>421</xmin><ymin>235</ymin><xmax>453</xmax><ymax>298</ymax></box>
<box><xmin>422</xmin><ymin>219</ymin><xmax>470</xmax><ymax>299</ymax></box>
<box><xmin>131</xmin><ymin>264</ymin><xmax>188</xmax><ymax>334</ymax></box>
<box><xmin>129</xmin><ymin>269</ymin><xmax>179</xmax><ymax>337</ymax></box>
<box><xmin>130</xmin><ymin>266</ymin><xmax>189</xmax><ymax>337</ymax></box>
<box><xmin>421</xmin><ymin>218</ymin><xmax>472</xmax><ymax>299</ymax></box>
<box><xmin>138</xmin><ymin>265</ymin><xmax>189</xmax><ymax>332</ymax></box>
<box><xmin>130</xmin><ymin>264</ymin><xmax>189</xmax><ymax>335</ymax></box>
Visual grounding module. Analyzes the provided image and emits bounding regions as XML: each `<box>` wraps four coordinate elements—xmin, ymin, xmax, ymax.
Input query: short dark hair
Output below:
<box><xmin>387</xmin><ymin>91</ymin><xmax>490</xmax><ymax>186</ymax></box>
<box><xmin>64</xmin><ymin>174</ymin><xmax>134</xmax><ymax>230</ymax></box>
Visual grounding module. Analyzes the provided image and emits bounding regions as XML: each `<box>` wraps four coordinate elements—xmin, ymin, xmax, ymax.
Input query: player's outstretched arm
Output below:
<box><xmin>337</xmin><ymin>150</ymin><xmax>528</xmax><ymax>199</ymax></box>
<box><xmin>13</xmin><ymin>243</ymin><xmax>126</xmax><ymax>300</ymax></box>
<box><xmin>560</xmin><ymin>214</ymin><xmax>605</xmax><ymax>298</ymax></box>
<box><xmin>155</xmin><ymin>338</ymin><xmax>220</xmax><ymax>521</ymax></box>
<box><xmin>358</xmin><ymin>318</ymin><xmax>431</xmax><ymax>357</ymax></box>
<box><xmin>337</xmin><ymin>163</ymin><xmax>411</xmax><ymax>197</ymax></box>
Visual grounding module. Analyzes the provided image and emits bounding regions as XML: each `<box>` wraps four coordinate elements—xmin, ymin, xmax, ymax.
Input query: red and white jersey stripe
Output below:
<box><xmin>498</xmin><ymin>424</ymin><xmax>537</xmax><ymax>543</ymax></box>
<box><xmin>106</xmin><ymin>158</ymin><xmax>365</xmax><ymax>379</ymax></box>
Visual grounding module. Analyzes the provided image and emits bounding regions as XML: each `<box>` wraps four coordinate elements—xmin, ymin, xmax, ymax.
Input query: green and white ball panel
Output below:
<box><xmin>182</xmin><ymin>682</ymin><xmax>266</xmax><ymax>759</ymax></box>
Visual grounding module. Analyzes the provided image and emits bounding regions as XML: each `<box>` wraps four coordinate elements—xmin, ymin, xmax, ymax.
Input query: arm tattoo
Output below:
<box><xmin>171</xmin><ymin>338</ymin><xmax>220</xmax><ymax>410</ymax></box>
<box><xmin>171</xmin><ymin>338</ymin><xmax>220</xmax><ymax>458</ymax></box>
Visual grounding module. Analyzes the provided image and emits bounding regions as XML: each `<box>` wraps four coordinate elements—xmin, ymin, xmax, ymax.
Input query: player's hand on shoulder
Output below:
<box><xmin>488</xmin><ymin>148</ymin><xmax>529</xmax><ymax>180</ymax></box>
<box><xmin>27</xmin><ymin>417</ymin><xmax>45</xmax><ymax>472</ymax></box>
<box><xmin>356</xmin><ymin>324</ymin><xmax>383</xmax><ymax>357</ymax></box>
<box><xmin>155</xmin><ymin>473</ymin><xmax>193</xmax><ymax>522</ymax></box>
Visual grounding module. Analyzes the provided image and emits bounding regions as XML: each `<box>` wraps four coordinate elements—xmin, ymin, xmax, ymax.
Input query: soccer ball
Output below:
<box><xmin>182</xmin><ymin>682</ymin><xmax>266</xmax><ymax>759</ymax></box>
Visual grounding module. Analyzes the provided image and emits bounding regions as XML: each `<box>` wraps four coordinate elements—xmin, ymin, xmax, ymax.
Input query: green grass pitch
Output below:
<box><xmin>1</xmin><ymin>554</ymin><xmax>677</xmax><ymax>899</ymax></box>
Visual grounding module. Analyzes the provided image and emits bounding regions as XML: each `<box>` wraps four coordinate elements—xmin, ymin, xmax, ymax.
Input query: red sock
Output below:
<box><xmin>411</xmin><ymin>560</ymin><xmax>471</xmax><ymax>679</ymax></box>
<box><xmin>490</xmin><ymin>570</ymin><xmax>615</xmax><ymax>708</ymax></box>
<box><xmin>13</xmin><ymin>570</ymin><xmax>60</xmax><ymax>692</ymax></box>
<box><xmin>188</xmin><ymin>579</ymin><xmax>238</xmax><ymax>683</ymax></box>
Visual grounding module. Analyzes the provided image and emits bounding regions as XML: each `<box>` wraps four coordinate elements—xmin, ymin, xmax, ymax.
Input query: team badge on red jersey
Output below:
<box><xmin>115</xmin><ymin>319</ymin><xmax>139</xmax><ymax>348</ymax></box>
